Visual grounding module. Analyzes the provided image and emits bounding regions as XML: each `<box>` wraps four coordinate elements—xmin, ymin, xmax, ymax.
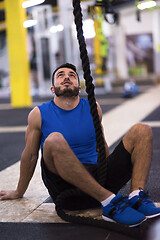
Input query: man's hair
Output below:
<box><xmin>51</xmin><ymin>63</ymin><xmax>80</xmax><ymax>85</ymax></box>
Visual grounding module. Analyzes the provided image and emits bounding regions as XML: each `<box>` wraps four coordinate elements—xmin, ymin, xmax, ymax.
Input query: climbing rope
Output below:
<box><xmin>55</xmin><ymin>0</ymin><xmax>145</xmax><ymax>238</ymax></box>
<box><xmin>72</xmin><ymin>0</ymin><xmax>107</xmax><ymax>187</ymax></box>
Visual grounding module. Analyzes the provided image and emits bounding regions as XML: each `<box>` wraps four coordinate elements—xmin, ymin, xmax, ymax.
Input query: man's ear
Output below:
<box><xmin>51</xmin><ymin>86</ymin><xmax>55</xmax><ymax>94</ymax></box>
<box><xmin>79</xmin><ymin>86</ymin><xmax>81</xmax><ymax>94</ymax></box>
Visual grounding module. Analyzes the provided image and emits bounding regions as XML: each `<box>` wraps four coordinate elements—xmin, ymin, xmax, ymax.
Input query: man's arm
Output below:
<box><xmin>0</xmin><ymin>107</ymin><xmax>42</xmax><ymax>200</ymax></box>
<box><xmin>96</xmin><ymin>102</ymin><xmax>109</xmax><ymax>157</ymax></box>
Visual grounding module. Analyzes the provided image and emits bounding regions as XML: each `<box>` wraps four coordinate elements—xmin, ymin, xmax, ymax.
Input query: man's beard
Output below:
<box><xmin>54</xmin><ymin>86</ymin><xmax>79</xmax><ymax>97</ymax></box>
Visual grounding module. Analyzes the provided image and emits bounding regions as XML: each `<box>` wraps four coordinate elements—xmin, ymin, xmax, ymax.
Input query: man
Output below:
<box><xmin>0</xmin><ymin>63</ymin><xmax>160</xmax><ymax>227</ymax></box>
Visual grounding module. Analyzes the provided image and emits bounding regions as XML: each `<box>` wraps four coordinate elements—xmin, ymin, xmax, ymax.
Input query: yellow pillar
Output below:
<box><xmin>5</xmin><ymin>0</ymin><xmax>32</xmax><ymax>107</ymax></box>
<box><xmin>93</xmin><ymin>6</ymin><xmax>104</xmax><ymax>75</ymax></box>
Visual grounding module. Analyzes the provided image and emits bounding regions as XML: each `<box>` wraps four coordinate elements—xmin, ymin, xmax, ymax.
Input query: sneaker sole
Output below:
<box><xmin>146</xmin><ymin>212</ymin><xmax>160</xmax><ymax>219</ymax></box>
<box><xmin>102</xmin><ymin>215</ymin><xmax>146</xmax><ymax>227</ymax></box>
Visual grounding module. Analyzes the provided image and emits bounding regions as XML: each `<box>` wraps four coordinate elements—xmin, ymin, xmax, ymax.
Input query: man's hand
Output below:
<box><xmin>0</xmin><ymin>190</ymin><xmax>23</xmax><ymax>200</ymax></box>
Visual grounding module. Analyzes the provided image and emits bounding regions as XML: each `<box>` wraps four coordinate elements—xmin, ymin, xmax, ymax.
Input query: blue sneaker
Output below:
<box><xmin>128</xmin><ymin>189</ymin><xmax>160</xmax><ymax>219</ymax></box>
<box><xmin>102</xmin><ymin>194</ymin><xmax>146</xmax><ymax>227</ymax></box>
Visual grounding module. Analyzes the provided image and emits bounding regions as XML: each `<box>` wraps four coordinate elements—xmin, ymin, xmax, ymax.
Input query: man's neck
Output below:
<box><xmin>54</xmin><ymin>95</ymin><xmax>80</xmax><ymax>110</ymax></box>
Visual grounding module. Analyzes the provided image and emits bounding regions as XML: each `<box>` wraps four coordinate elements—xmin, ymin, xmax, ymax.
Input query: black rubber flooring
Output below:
<box><xmin>0</xmin><ymin>222</ymin><xmax>136</xmax><ymax>240</ymax></box>
<box><xmin>0</xmin><ymin>108</ymin><xmax>31</xmax><ymax>126</ymax></box>
<box><xmin>0</xmin><ymin>217</ymin><xmax>160</xmax><ymax>240</ymax></box>
<box><xmin>0</xmin><ymin>132</ymin><xmax>25</xmax><ymax>171</ymax></box>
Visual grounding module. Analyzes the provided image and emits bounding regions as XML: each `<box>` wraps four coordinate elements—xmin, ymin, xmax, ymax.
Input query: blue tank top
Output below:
<box><xmin>38</xmin><ymin>98</ymin><xmax>98</xmax><ymax>164</ymax></box>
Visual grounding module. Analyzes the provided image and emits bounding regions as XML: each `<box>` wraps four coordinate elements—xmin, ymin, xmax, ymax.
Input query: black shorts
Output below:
<box><xmin>41</xmin><ymin>140</ymin><xmax>132</xmax><ymax>209</ymax></box>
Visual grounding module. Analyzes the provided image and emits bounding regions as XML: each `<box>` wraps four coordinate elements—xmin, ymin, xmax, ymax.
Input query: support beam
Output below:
<box><xmin>5</xmin><ymin>0</ymin><xmax>32</xmax><ymax>107</ymax></box>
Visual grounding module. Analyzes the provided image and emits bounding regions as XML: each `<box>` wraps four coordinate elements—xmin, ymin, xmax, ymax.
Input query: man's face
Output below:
<box><xmin>51</xmin><ymin>68</ymin><xmax>81</xmax><ymax>97</ymax></box>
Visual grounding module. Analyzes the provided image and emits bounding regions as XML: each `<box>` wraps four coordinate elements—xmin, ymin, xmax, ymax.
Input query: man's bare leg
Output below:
<box><xmin>43</xmin><ymin>132</ymin><xmax>113</xmax><ymax>202</ymax></box>
<box><xmin>122</xmin><ymin>123</ymin><xmax>153</xmax><ymax>192</ymax></box>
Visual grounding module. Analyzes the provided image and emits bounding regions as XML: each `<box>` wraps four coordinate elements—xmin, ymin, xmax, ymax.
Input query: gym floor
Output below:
<box><xmin>0</xmin><ymin>82</ymin><xmax>160</xmax><ymax>240</ymax></box>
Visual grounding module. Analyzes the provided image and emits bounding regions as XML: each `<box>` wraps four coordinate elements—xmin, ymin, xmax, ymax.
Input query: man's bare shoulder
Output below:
<box><xmin>28</xmin><ymin>107</ymin><xmax>41</xmax><ymax>130</ymax></box>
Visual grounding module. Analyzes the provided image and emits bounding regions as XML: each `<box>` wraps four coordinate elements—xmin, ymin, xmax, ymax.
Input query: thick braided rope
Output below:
<box><xmin>72</xmin><ymin>0</ymin><xmax>107</xmax><ymax>186</ymax></box>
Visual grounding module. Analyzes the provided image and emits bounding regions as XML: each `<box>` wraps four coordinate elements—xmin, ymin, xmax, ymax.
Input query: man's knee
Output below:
<box><xmin>123</xmin><ymin>123</ymin><xmax>152</xmax><ymax>153</ymax></box>
<box><xmin>43</xmin><ymin>132</ymin><xmax>66</xmax><ymax>152</ymax></box>
<box><xmin>132</xmin><ymin>123</ymin><xmax>152</xmax><ymax>140</ymax></box>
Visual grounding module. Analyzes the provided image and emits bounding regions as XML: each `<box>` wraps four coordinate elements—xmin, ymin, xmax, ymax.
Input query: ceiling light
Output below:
<box><xmin>23</xmin><ymin>19</ymin><xmax>37</xmax><ymax>28</ymax></box>
<box><xmin>50</xmin><ymin>25</ymin><xmax>64</xmax><ymax>33</ymax></box>
<box><xmin>83</xmin><ymin>19</ymin><xmax>95</xmax><ymax>39</ymax></box>
<box><xmin>137</xmin><ymin>0</ymin><xmax>156</xmax><ymax>10</ymax></box>
<box><xmin>22</xmin><ymin>0</ymin><xmax>45</xmax><ymax>9</ymax></box>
